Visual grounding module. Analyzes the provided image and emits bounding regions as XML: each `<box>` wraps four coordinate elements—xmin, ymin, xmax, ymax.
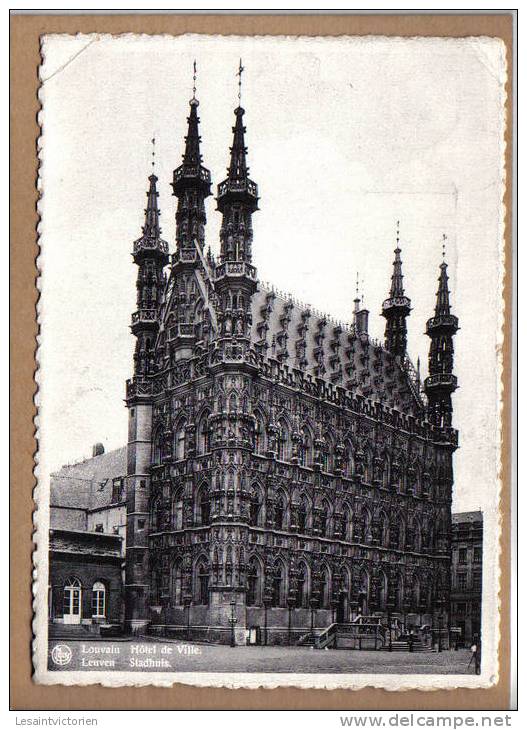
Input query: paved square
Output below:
<box><xmin>48</xmin><ymin>638</ymin><xmax>477</xmax><ymax>675</ymax></box>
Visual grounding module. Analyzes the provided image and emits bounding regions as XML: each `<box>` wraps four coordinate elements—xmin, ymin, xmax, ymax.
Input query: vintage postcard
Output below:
<box><xmin>33</xmin><ymin>33</ymin><xmax>506</xmax><ymax>689</ymax></box>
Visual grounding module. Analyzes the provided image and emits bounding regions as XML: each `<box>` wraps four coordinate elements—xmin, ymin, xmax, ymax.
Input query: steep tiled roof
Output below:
<box><xmin>50</xmin><ymin>446</ymin><xmax>127</xmax><ymax>511</ymax></box>
<box><xmin>50</xmin><ymin>528</ymin><xmax>123</xmax><ymax>558</ymax></box>
<box><xmin>250</xmin><ymin>285</ymin><xmax>425</xmax><ymax>417</ymax></box>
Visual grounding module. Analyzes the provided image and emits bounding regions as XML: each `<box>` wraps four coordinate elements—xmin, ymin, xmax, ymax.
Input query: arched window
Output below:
<box><xmin>246</xmin><ymin>559</ymin><xmax>261</xmax><ymax>607</ymax></box>
<box><xmin>151</xmin><ymin>497</ymin><xmax>162</xmax><ymax>532</ymax></box>
<box><xmin>390</xmin><ymin>515</ymin><xmax>402</xmax><ymax>550</ymax></box>
<box><xmin>298</xmin><ymin>495</ymin><xmax>308</xmax><ymax>534</ymax></box>
<box><xmin>423</xmin><ymin>520</ymin><xmax>434</xmax><ymax>552</ymax></box>
<box><xmin>197</xmin><ymin>412</ymin><xmax>210</xmax><ymax>455</ymax></box>
<box><xmin>196</xmin><ymin>560</ymin><xmax>210</xmax><ymax>605</ymax></box>
<box><xmin>174</xmin><ymin>420</ymin><xmax>186</xmax><ymax>461</ymax></box>
<box><xmin>298</xmin><ymin>427</ymin><xmax>312</xmax><ymax>467</ymax></box>
<box><xmin>321</xmin><ymin>434</ymin><xmax>333</xmax><ymax>472</ymax></box>
<box><xmin>249</xmin><ymin>486</ymin><xmax>262</xmax><ymax>527</ymax></box>
<box><xmin>340</xmin><ymin>505</ymin><xmax>352</xmax><ymax>541</ymax></box>
<box><xmin>278</xmin><ymin>420</ymin><xmax>289</xmax><ymax>461</ymax></box>
<box><xmin>271</xmin><ymin>562</ymin><xmax>283</xmax><ymax>607</ymax></box>
<box><xmin>198</xmin><ymin>486</ymin><xmax>210</xmax><ymax>526</ymax></box>
<box><xmin>319</xmin><ymin>568</ymin><xmax>330</xmax><ymax>608</ymax></box>
<box><xmin>153</xmin><ymin>429</ymin><xmax>163</xmax><ymax>464</ymax></box>
<box><xmin>274</xmin><ymin>495</ymin><xmax>285</xmax><ymax>530</ymax></box>
<box><xmin>173</xmin><ymin>489</ymin><xmax>184</xmax><ymax>530</ymax></box>
<box><xmin>254</xmin><ymin>414</ymin><xmax>266</xmax><ymax>455</ymax></box>
<box><xmin>229</xmin><ymin>393</ymin><xmax>237</xmax><ymax>413</ymax></box>
<box><xmin>359</xmin><ymin>569</ymin><xmax>370</xmax><ymax>615</ymax></box>
<box><xmin>172</xmin><ymin>563</ymin><xmax>183</xmax><ymax>606</ymax></box>
<box><xmin>296</xmin><ymin>564</ymin><xmax>308</xmax><ymax>608</ymax></box>
<box><xmin>63</xmin><ymin>577</ymin><xmax>82</xmax><ymax>624</ymax></box>
<box><xmin>91</xmin><ymin>581</ymin><xmax>106</xmax><ymax>618</ymax></box>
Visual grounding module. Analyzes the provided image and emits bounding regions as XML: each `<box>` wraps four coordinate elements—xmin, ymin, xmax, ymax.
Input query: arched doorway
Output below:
<box><xmin>63</xmin><ymin>577</ymin><xmax>82</xmax><ymax>624</ymax></box>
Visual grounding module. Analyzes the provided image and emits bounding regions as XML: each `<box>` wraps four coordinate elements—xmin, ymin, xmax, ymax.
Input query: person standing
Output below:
<box><xmin>470</xmin><ymin>634</ymin><xmax>481</xmax><ymax>674</ymax></box>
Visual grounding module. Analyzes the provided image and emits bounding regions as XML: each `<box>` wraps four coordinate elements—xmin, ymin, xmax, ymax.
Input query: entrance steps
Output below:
<box><xmin>297</xmin><ymin>622</ymin><xmax>432</xmax><ymax>652</ymax></box>
<box><xmin>389</xmin><ymin>639</ymin><xmax>428</xmax><ymax>653</ymax></box>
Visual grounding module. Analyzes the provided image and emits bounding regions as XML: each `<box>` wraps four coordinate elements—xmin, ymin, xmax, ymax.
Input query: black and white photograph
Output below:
<box><xmin>33</xmin><ymin>33</ymin><xmax>506</xmax><ymax>689</ymax></box>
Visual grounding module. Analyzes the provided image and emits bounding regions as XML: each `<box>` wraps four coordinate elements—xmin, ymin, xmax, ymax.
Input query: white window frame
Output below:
<box><xmin>91</xmin><ymin>581</ymin><xmax>106</xmax><ymax>618</ymax></box>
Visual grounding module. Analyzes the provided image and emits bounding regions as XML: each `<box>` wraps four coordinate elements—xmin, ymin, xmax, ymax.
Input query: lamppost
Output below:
<box><xmin>229</xmin><ymin>599</ymin><xmax>237</xmax><ymax>648</ymax></box>
<box><xmin>263</xmin><ymin>595</ymin><xmax>271</xmax><ymax>646</ymax></box>
<box><xmin>287</xmin><ymin>597</ymin><xmax>295</xmax><ymax>646</ymax></box>
<box><xmin>184</xmin><ymin>598</ymin><xmax>191</xmax><ymax>641</ymax></box>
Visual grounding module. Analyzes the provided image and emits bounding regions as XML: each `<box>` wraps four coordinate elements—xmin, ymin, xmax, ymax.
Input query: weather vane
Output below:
<box><xmin>237</xmin><ymin>58</ymin><xmax>244</xmax><ymax>103</ymax></box>
<box><xmin>396</xmin><ymin>219</ymin><xmax>400</xmax><ymax>244</ymax></box>
<box><xmin>151</xmin><ymin>136</ymin><xmax>156</xmax><ymax>172</ymax></box>
<box><xmin>442</xmin><ymin>233</ymin><xmax>447</xmax><ymax>260</ymax></box>
<box><xmin>192</xmin><ymin>60</ymin><xmax>197</xmax><ymax>100</ymax></box>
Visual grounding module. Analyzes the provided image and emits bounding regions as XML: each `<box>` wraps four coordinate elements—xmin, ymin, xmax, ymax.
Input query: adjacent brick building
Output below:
<box><xmin>48</xmin><ymin>445</ymin><xmax>126</xmax><ymax>628</ymax></box>
<box><xmin>450</xmin><ymin>511</ymin><xmax>483</xmax><ymax>646</ymax></box>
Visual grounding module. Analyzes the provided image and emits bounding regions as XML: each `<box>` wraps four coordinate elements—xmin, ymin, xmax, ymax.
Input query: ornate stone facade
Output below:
<box><xmin>124</xmin><ymin>89</ymin><xmax>459</xmax><ymax>646</ymax></box>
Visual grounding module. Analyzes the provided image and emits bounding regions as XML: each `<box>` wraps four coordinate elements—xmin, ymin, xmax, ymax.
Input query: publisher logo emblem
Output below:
<box><xmin>51</xmin><ymin>644</ymin><xmax>73</xmax><ymax>666</ymax></box>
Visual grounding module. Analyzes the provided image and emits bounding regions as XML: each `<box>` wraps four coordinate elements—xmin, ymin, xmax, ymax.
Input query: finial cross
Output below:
<box><xmin>237</xmin><ymin>58</ymin><xmax>244</xmax><ymax>103</ymax></box>
<box><xmin>192</xmin><ymin>60</ymin><xmax>197</xmax><ymax>100</ymax></box>
<box><xmin>151</xmin><ymin>136</ymin><xmax>156</xmax><ymax>171</ymax></box>
<box><xmin>442</xmin><ymin>233</ymin><xmax>447</xmax><ymax>260</ymax></box>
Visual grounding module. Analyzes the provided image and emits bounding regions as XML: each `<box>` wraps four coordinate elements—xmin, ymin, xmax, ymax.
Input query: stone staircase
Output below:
<box><xmin>297</xmin><ymin>618</ymin><xmax>432</xmax><ymax>652</ymax></box>
<box><xmin>389</xmin><ymin>639</ymin><xmax>428</xmax><ymax>653</ymax></box>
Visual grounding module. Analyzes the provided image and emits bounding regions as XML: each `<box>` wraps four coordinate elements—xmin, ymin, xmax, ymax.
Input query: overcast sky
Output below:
<box><xmin>38</xmin><ymin>34</ymin><xmax>506</xmax><ymax>517</ymax></box>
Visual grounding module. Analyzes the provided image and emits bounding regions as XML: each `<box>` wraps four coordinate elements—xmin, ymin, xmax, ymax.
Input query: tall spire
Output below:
<box><xmin>215</xmin><ymin>64</ymin><xmax>259</xmax><ymax>345</ymax></box>
<box><xmin>181</xmin><ymin>100</ymin><xmax>203</xmax><ymax>168</ymax></box>
<box><xmin>142</xmin><ymin>172</ymin><xmax>161</xmax><ymax>241</ymax></box>
<box><xmin>424</xmin><ymin>240</ymin><xmax>459</xmax><ymax>430</ymax></box>
<box><xmin>134</xmin><ymin>163</ymin><xmax>168</xmax><ymax>257</ymax></box>
<box><xmin>217</xmin><ymin>65</ymin><xmax>259</xmax><ymax>264</ymax></box>
<box><xmin>381</xmin><ymin>222</ymin><xmax>411</xmax><ymax>358</ymax></box>
<box><xmin>171</xmin><ymin>63</ymin><xmax>212</xmax><ymax>257</ymax></box>
<box><xmin>181</xmin><ymin>64</ymin><xmax>203</xmax><ymax>170</ymax></box>
<box><xmin>434</xmin><ymin>236</ymin><xmax>451</xmax><ymax>317</ymax></box>
<box><xmin>389</xmin><ymin>222</ymin><xmax>405</xmax><ymax>298</ymax></box>
<box><xmin>130</xmin><ymin>167</ymin><xmax>169</xmax><ymax>378</ymax></box>
<box><xmin>227</xmin><ymin>106</ymin><xmax>249</xmax><ymax>184</ymax></box>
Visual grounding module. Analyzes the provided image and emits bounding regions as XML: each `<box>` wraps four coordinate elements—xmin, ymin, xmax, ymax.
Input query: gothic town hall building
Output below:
<box><xmin>124</xmin><ymin>89</ymin><xmax>459</xmax><ymax>645</ymax></box>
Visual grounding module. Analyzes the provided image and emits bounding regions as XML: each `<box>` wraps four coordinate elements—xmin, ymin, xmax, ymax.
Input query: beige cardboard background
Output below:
<box><xmin>10</xmin><ymin>12</ymin><xmax>513</xmax><ymax>710</ymax></box>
